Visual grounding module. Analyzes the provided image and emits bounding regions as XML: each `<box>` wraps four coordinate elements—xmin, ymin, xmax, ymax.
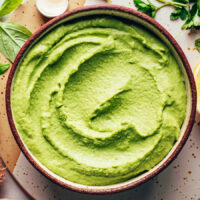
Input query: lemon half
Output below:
<box><xmin>193</xmin><ymin>62</ymin><xmax>200</xmax><ymax>114</ymax></box>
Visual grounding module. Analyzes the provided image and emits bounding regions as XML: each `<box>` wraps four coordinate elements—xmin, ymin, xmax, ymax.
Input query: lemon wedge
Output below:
<box><xmin>193</xmin><ymin>62</ymin><xmax>200</xmax><ymax>114</ymax></box>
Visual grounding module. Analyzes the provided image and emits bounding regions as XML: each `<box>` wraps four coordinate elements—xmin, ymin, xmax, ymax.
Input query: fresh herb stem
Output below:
<box><xmin>187</xmin><ymin>4</ymin><xmax>191</xmax><ymax>18</ymax></box>
<box><xmin>197</xmin><ymin>0</ymin><xmax>200</xmax><ymax>11</ymax></box>
<box><xmin>156</xmin><ymin>2</ymin><xmax>187</xmax><ymax>12</ymax></box>
<box><xmin>145</xmin><ymin>0</ymin><xmax>181</xmax><ymax>12</ymax></box>
<box><xmin>156</xmin><ymin>0</ymin><xmax>187</xmax><ymax>7</ymax></box>
<box><xmin>157</xmin><ymin>3</ymin><xmax>170</xmax><ymax>10</ymax></box>
<box><xmin>147</xmin><ymin>0</ymin><xmax>153</xmax><ymax>5</ymax></box>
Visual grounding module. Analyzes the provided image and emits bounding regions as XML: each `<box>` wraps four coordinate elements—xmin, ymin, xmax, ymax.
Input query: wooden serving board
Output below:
<box><xmin>0</xmin><ymin>0</ymin><xmax>86</xmax><ymax>198</ymax></box>
<box><xmin>0</xmin><ymin>0</ymin><xmax>200</xmax><ymax>199</ymax></box>
<box><xmin>0</xmin><ymin>0</ymin><xmax>86</xmax><ymax>172</ymax></box>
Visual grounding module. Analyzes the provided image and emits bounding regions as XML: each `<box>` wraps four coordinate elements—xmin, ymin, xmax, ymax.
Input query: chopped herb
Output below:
<box><xmin>195</xmin><ymin>38</ymin><xmax>200</xmax><ymax>51</ymax></box>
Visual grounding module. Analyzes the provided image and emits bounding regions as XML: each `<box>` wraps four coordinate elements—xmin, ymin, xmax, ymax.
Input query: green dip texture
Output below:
<box><xmin>12</xmin><ymin>17</ymin><xmax>187</xmax><ymax>186</ymax></box>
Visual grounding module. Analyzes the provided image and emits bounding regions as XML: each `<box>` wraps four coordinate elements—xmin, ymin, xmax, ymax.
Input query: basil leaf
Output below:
<box><xmin>0</xmin><ymin>63</ymin><xmax>10</xmax><ymax>75</ymax></box>
<box><xmin>0</xmin><ymin>0</ymin><xmax>22</xmax><ymax>17</ymax></box>
<box><xmin>0</xmin><ymin>22</ymin><xmax>32</xmax><ymax>63</ymax></box>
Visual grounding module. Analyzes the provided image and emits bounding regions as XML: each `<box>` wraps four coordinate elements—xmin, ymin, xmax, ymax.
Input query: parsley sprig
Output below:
<box><xmin>133</xmin><ymin>0</ymin><xmax>200</xmax><ymax>51</ymax></box>
<box><xmin>134</xmin><ymin>0</ymin><xmax>187</xmax><ymax>18</ymax></box>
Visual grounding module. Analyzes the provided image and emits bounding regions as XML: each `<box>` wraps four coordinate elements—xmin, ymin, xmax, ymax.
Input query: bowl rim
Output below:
<box><xmin>6</xmin><ymin>4</ymin><xmax>197</xmax><ymax>194</ymax></box>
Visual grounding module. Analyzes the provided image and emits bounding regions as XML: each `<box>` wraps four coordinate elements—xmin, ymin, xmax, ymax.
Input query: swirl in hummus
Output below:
<box><xmin>12</xmin><ymin>17</ymin><xmax>187</xmax><ymax>185</ymax></box>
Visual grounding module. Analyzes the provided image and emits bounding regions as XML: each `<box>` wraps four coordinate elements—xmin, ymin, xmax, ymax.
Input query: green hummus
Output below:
<box><xmin>12</xmin><ymin>17</ymin><xmax>187</xmax><ymax>186</ymax></box>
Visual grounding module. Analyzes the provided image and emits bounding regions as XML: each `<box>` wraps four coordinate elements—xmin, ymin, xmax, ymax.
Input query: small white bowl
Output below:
<box><xmin>36</xmin><ymin>0</ymin><xmax>68</xmax><ymax>18</ymax></box>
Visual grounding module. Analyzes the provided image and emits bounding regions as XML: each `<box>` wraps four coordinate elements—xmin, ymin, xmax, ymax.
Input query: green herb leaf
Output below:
<box><xmin>170</xmin><ymin>7</ymin><xmax>188</xmax><ymax>20</ymax></box>
<box><xmin>173</xmin><ymin>0</ymin><xmax>189</xmax><ymax>4</ymax></box>
<box><xmin>180</xmin><ymin>7</ymin><xmax>188</xmax><ymax>19</ymax></box>
<box><xmin>134</xmin><ymin>0</ymin><xmax>187</xmax><ymax>18</ymax></box>
<box><xmin>182</xmin><ymin>3</ymin><xmax>200</xmax><ymax>29</ymax></box>
<box><xmin>134</xmin><ymin>0</ymin><xmax>157</xmax><ymax>17</ymax></box>
<box><xmin>195</xmin><ymin>38</ymin><xmax>200</xmax><ymax>51</ymax></box>
<box><xmin>0</xmin><ymin>0</ymin><xmax>23</xmax><ymax>17</ymax></box>
<box><xmin>0</xmin><ymin>63</ymin><xmax>10</xmax><ymax>75</ymax></box>
<box><xmin>197</xmin><ymin>0</ymin><xmax>200</xmax><ymax>12</ymax></box>
<box><xmin>170</xmin><ymin>8</ymin><xmax>182</xmax><ymax>19</ymax></box>
<box><xmin>0</xmin><ymin>22</ymin><xmax>32</xmax><ymax>63</ymax></box>
<box><xmin>133</xmin><ymin>0</ymin><xmax>200</xmax><ymax>51</ymax></box>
